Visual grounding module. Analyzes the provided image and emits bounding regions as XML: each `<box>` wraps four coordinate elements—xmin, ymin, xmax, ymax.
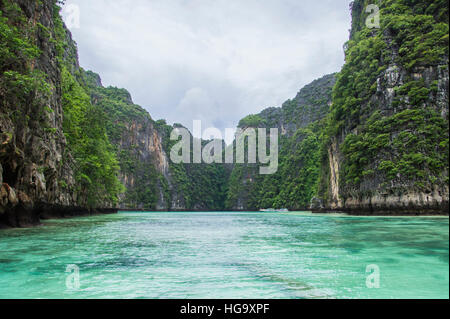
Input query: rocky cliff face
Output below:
<box><xmin>84</xmin><ymin>72</ymin><xmax>229</xmax><ymax>211</ymax></box>
<box><xmin>1</xmin><ymin>0</ymin><xmax>211</xmax><ymax>221</ymax></box>
<box><xmin>226</xmin><ymin>74</ymin><xmax>336</xmax><ymax>211</ymax></box>
<box><xmin>121</xmin><ymin>120</ymin><xmax>170</xmax><ymax>208</ymax></box>
<box><xmin>243</xmin><ymin>74</ymin><xmax>336</xmax><ymax>138</ymax></box>
<box><xmin>0</xmin><ymin>0</ymin><xmax>101</xmax><ymax>227</ymax></box>
<box><xmin>318</xmin><ymin>0</ymin><xmax>449</xmax><ymax>214</ymax></box>
<box><xmin>82</xmin><ymin>72</ymin><xmax>171</xmax><ymax>210</ymax></box>
<box><xmin>2</xmin><ymin>0</ymin><xmax>448</xmax><ymax>226</ymax></box>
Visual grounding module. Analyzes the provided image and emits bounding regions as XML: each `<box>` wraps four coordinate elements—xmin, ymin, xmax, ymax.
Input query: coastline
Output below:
<box><xmin>0</xmin><ymin>206</ymin><xmax>118</xmax><ymax>229</ymax></box>
<box><xmin>119</xmin><ymin>207</ymin><xmax>449</xmax><ymax>216</ymax></box>
<box><xmin>310</xmin><ymin>210</ymin><xmax>450</xmax><ymax>217</ymax></box>
<box><xmin>310</xmin><ymin>202</ymin><xmax>449</xmax><ymax>216</ymax></box>
<box><xmin>2</xmin><ymin>205</ymin><xmax>448</xmax><ymax>230</ymax></box>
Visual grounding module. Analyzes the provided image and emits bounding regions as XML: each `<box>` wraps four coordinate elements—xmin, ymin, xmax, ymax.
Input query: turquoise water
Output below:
<box><xmin>0</xmin><ymin>212</ymin><xmax>448</xmax><ymax>299</ymax></box>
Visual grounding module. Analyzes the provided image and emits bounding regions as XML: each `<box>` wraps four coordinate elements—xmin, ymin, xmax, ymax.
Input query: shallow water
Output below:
<box><xmin>0</xmin><ymin>212</ymin><xmax>448</xmax><ymax>299</ymax></box>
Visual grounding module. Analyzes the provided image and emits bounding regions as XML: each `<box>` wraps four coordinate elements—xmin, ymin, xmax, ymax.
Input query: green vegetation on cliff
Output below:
<box><xmin>226</xmin><ymin>74</ymin><xmax>336</xmax><ymax>210</ymax></box>
<box><xmin>1</xmin><ymin>0</ymin><xmax>50</xmax><ymax>124</ymax></box>
<box><xmin>227</xmin><ymin>0</ymin><xmax>448</xmax><ymax>212</ymax></box>
<box><xmin>225</xmin><ymin>123</ymin><xmax>324</xmax><ymax>210</ymax></box>
<box><xmin>81</xmin><ymin>71</ymin><xmax>230</xmax><ymax>211</ymax></box>
<box><xmin>60</xmin><ymin>66</ymin><xmax>123</xmax><ymax>206</ymax></box>
<box><xmin>319</xmin><ymin>0</ymin><xmax>449</xmax><ymax>205</ymax></box>
<box><xmin>53</xmin><ymin>4</ymin><xmax>123</xmax><ymax>207</ymax></box>
<box><xmin>2</xmin><ymin>0</ymin><xmax>448</xmax><ymax>215</ymax></box>
<box><xmin>81</xmin><ymin>71</ymin><xmax>161</xmax><ymax>210</ymax></box>
<box><xmin>155</xmin><ymin>121</ymin><xmax>230</xmax><ymax>210</ymax></box>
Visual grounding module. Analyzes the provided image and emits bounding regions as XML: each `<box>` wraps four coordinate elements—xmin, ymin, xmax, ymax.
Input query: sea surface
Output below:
<box><xmin>0</xmin><ymin>211</ymin><xmax>448</xmax><ymax>299</ymax></box>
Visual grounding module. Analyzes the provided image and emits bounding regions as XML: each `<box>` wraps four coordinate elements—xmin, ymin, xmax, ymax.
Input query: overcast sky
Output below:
<box><xmin>62</xmin><ymin>0</ymin><xmax>352</xmax><ymax>135</ymax></box>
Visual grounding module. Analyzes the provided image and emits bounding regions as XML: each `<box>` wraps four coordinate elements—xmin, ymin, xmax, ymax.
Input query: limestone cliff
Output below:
<box><xmin>2</xmin><ymin>0</ymin><xmax>448</xmax><ymax>226</ymax></box>
<box><xmin>317</xmin><ymin>0</ymin><xmax>449</xmax><ymax>214</ymax></box>
<box><xmin>226</xmin><ymin>74</ymin><xmax>336</xmax><ymax>211</ymax></box>
<box><xmin>83</xmin><ymin>71</ymin><xmax>229</xmax><ymax>211</ymax></box>
<box><xmin>1</xmin><ymin>0</ymin><xmax>220</xmax><ymax>221</ymax></box>
<box><xmin>82</xmin><ymin>72</ymin><xmax>170</xmax><ymax>210</ymax></box>
<box><xmin>0</xmin><ymin>0</ymin><xmax>115</xmax><ymax>227</ymax></box>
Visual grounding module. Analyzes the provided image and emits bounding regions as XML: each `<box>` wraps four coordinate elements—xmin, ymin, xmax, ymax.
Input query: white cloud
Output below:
<box><xmin>63</xmin><ymin>0</ymin><xmax>352</xmax><ymax>131</ymax></box>
<box><xmin>176</xmin><ymin>87</ymin><xmax>217</xmax><ymax>127</ymax></box>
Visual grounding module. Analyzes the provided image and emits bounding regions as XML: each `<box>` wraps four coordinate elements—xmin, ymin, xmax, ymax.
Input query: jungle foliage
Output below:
<box><xmin>321</xmin><ymin>0</ymin><xmax>449</xmax><ymax>199</ymax></box>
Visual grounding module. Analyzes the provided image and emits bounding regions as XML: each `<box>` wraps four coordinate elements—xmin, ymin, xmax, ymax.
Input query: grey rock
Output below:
<box><xmin>310</xmin><ymin>197</ymin><xmax>324</xmax><ymax>210</ymax></box>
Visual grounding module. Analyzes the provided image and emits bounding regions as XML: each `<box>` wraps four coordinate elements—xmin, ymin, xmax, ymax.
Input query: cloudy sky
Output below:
<box><xmin>61</xmin><ymin>0</ymin><xmax>352</xmax><ymax>135</ymax></box>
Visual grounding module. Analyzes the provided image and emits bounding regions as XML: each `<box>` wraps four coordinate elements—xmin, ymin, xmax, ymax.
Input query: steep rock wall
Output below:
<box><xmin>0</xmin><ymin>0</ymin><xmax>100</xmax><ymax>227</ymax></box>
<box><xmin>318</xmin><ymin>0</ymin><xmax>449</xmax><ymax>214</ymax></box>
<box><xmin>84</xmin><ymin>72</ymin><xmax>229</xmax><ymax>211</ymax></box>
<box><xmin>226</xmin><ymin>74</ymin><xmax>336</xmax><ymax>210</ymax></box>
